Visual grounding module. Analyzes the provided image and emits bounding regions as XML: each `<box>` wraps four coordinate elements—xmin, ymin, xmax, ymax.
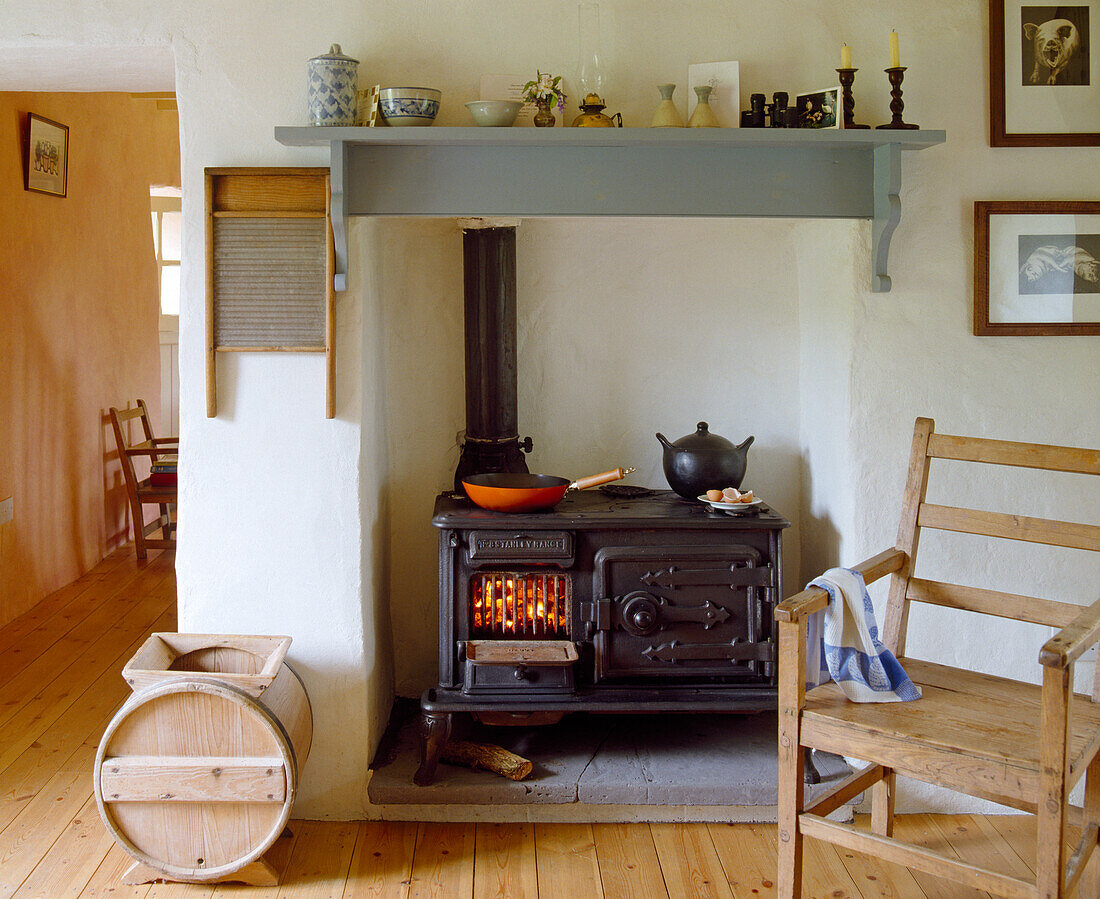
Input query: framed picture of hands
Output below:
<box><xmin>990</xmin><ymin>0</ymin><xmax>1100</xmax><ymax>145</ymax></box>
<box><xmin>974</xmin><ymin>201</ymin><xmax>1100</xmax><ymax>335</ymax></box>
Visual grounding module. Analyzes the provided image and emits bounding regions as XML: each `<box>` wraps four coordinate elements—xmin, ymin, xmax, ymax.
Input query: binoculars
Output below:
<box><xmin>740</xmin><ymin>92</ymin><xmax>799</xmax><ymax>128</ymax></box>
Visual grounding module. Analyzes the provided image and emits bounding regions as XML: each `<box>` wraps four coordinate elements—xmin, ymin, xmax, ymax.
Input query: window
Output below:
<box><xmin>150</xmin><ymin>187</ymin><xmax>181</xmax><ymax>318</ymax></box>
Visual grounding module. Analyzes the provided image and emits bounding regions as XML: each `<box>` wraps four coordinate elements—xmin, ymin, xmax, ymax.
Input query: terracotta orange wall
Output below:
<box><xmin>0</xmin><ymin>92</ymin><xmax>180</xmax><ymax>628</ymax></box>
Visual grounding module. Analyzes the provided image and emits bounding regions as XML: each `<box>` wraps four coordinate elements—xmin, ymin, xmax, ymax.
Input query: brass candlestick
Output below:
<box><xmin>876</xmin><ymin>66</ymin><xmax>919</xmax><ymax>130</ymax></box>
<box><xmin>836</xmin><ymin>68</ymin><xmax>869</xmax><ymax>129</ymax></box>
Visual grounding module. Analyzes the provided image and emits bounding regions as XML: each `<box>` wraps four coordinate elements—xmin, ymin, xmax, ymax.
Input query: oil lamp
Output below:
<box><xmin>572</xmin><ymin>2</ymin><xmax>622</xmax><ymax>127</ymax></box>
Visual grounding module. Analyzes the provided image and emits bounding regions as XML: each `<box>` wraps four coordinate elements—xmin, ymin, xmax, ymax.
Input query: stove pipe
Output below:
<box><xmin>454</xmin><ymin>223</ymin><xmax>531</xmax><ymax>492</ymax></box>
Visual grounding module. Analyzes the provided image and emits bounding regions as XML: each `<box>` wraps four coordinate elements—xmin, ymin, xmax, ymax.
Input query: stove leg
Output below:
<box><xmin>803</xmin><ymin>747</ymin><xmax>822</xmax><ymax>785</ymax></box>
<box><xmin>414</xmin><ymin>711</ymin><xmax>453</xmax><ymax>786</ymax></box>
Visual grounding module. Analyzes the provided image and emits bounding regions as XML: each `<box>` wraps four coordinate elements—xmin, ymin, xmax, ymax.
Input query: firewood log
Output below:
<box><xmin>439</xmin><ymin>741</ymin><xmax>533</xmax><ymax>781</ymax></box>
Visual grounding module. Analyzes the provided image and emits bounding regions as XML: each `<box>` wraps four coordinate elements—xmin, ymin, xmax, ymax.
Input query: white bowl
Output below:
<box><xmin>465</xmin><ymin>99</ymin><xmax>523</xmax><ymax>127</ymax></box>
<box><xmin>378</xmin><ymin>87</ymin><xmax>441</xmax><ymax>126</ymax></box>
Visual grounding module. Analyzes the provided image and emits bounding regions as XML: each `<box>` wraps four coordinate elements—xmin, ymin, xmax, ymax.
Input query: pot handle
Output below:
<box><xmin>571</xmin><ymin>467</ymin><xmax>635</xmax><ymax>491</ymax></box>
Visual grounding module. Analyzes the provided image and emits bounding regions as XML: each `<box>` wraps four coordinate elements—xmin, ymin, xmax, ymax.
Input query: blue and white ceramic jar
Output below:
<box><xmin>307</xmin><ymin>44</ymin><xmax>359</xmax><ymax>126</ymax></box>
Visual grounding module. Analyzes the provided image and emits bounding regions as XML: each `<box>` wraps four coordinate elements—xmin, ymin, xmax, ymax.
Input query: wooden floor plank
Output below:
<box><xmin>342</xmin><ymin>821</ymin><xmax>417</xmax><ymax>899</ymax></box>
<box><xmin>707</xmin><ymin>823</ymin><xmax>778</xmax><ymax>898</ymax></box>
<box><xmin>533</xmin><ymin>823</ymin><xmax>602</xmax><ymax>899</ymax></box>
<box><xmin>407</xmin><ymin>823</ymin><xmax>474</xmax><ymax>899</ymax></box>
<box><xmin>77</xmin><ymin>841</ymin><xmax>151</xmax><ymax>898</ymax></box>
<box><xmin>650</xmin><ymin>823</ymin><xmax>733</xmax><ymax>899</ymax></box>
<box><xmin>0</xmin><ymin>550</ymin><xmax>165</xmax><ymax>697</ymax></box>
<box><xmin>0</xmin><ymin>606</ymin><xmax>175</xmax><ymax>830</ymax></box>
<box><xmin>0</xmin><ymin>589</ymin><xmax>174</xmax><ymax>776</ymax></box>
<box><xmin>472</xmin><ymin>823</ymin><xmax>536</xmax><ymax>899</ymax></box>
<box><xmin>802</xmin><ymin>834</ymin><xmax>870</xmax><ymax>898</ymax></box>
<box><xmin>0</xmin><ymin>770</ymin><xmax>89</xmax><ymax>895</ymax></box>
<box><xmin>0</xmin><ymin>548</ymin><xmax>132</xmax><ymax>658</ymax></box>
<box><xmin>890</xmin><ymin>815</ymin><xmax>988</xmax><ymax>899</ymax></box>
<box><xmin>832</xmin><ymin>815</ymin><xmax>929</xmax><ymax>899</ymax></box>
<box><xmin>276</xmin><ymin>821</ymin><xmax>360</xmax><ymax>899</ymax></box>
<box><xmin>591</xmin><ymin>823</ymin><xmax>667</xmax><ymax>899</ymax></box>
<box><xmin>11</xmin><ymin>794</ymin><xmax>116</xmax><ymax>898</ymax></box>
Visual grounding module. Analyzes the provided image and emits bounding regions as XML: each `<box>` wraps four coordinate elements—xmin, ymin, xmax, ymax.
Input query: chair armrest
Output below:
<box><xmin>774</xmin><ymin>547</ymin><xmax>907</xmax><ymax>623</ymax></box>
<box><xmin>1040</xmin><ymin>595</ymin><xmax>1100</xmax><ymax>669</ymax></box>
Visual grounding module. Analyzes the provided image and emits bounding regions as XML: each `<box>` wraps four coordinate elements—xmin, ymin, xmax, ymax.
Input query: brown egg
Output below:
<box><xmin>722</xmin><ymin>487</ymin><xmax>741</xmax><ymax>502</ymax></box>
<box><xmin>739</xmin><ymin>490</ymin><xmax>754</xmax><ymax>503</ymax></box>
<box><xmin>706</xmin><ymin>489</ymin><xmax>723</xmax><ymax>502</ymax></box>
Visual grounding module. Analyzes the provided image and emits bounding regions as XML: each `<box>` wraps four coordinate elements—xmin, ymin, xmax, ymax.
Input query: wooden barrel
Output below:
<box><xmin>94</xmin><ymin>634</ymin><xmax>312</xmax><ymax>885</ymax></box>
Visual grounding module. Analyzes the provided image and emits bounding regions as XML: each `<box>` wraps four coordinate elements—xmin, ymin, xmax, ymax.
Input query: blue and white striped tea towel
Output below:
<box><xmin>805</xmin><ymin>567</ymin><xmax>921</xmax><ymax>702</ymax></box>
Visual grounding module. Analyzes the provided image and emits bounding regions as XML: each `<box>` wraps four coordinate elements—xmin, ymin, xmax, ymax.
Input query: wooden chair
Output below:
<box><xmin>109</xmin><ymin>399</ymin><xmax>177</xmax><ymax>559</ymax></box>
<box><xmin>775</xmin><ymin>417</ymin><xmax>1100</xmax><ymax>898</ymax></box>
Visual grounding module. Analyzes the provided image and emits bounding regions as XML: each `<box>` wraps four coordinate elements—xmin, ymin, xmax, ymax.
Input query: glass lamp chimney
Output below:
<box><xmin>577</xmin><ymin>1</ymin><xmax>605</xmax><ymax>104</ymax></box>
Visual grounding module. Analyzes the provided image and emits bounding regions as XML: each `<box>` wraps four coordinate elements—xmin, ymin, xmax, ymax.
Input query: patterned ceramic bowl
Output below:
<box><xmin>378</xmin><ymin>87</ymin><xmax>441</xmax><ymax>126</ymax></box>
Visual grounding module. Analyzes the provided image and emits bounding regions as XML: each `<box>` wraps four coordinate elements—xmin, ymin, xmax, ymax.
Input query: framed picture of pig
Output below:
<box><xmin>990</xmin><ymin>0</ymin><xmax>1100</xmax><ymax>145</ymax></box>
<box><xmin>974</xmin><ymin>200</ymin><xmax>1100</xmax><ymax>335</ymax></box>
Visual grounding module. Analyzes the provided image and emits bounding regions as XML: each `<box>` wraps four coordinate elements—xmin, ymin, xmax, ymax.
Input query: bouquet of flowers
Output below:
<box><xmin>522</xmin><ymin>71</ymin><xmax>566</xmax><ymax>112</ymax></box>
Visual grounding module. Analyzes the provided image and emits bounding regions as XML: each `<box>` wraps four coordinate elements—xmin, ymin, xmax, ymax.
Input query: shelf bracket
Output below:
<box><xmin>870</xmin><ymin>142</ymin><xmax>902</xmax><ymax>293</ymax></box>
<box><xmin>330</xmin><ymin>140</ymin><xmax>349</xmax><ymax>292</ymax></box>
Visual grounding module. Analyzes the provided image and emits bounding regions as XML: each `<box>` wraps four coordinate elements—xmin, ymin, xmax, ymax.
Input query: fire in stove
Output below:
<box><xmin>470</xmin><ymin>572</ymin><xmax>571</xmax><ymax>638</ymax></box>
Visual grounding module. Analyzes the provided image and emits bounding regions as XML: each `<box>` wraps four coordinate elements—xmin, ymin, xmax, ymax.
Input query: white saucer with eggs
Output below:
<box><xmin>697</xmin><ymin>493</ymin><xmax>763</xmax><ymax>512</ymax></box>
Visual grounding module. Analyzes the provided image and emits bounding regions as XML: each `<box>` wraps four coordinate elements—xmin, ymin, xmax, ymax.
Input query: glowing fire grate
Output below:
<box><xmin>470</xmin><ymin>572</ymin><xmax>571</xmax><ymax>638</ymax></box>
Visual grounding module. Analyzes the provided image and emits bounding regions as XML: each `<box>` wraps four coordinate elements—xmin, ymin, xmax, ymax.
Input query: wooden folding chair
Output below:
<box><xmin>776</xmin><ymin>417</ymin><xmax>1100</xmax><ymax>897</ymax></box>
<box><xmin>109</xmin><ymin>399</ymin><xmax>178</xmax><ymax>559</ymax></box>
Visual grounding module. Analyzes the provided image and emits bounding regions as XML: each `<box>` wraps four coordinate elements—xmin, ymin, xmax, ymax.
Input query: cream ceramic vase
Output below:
<box><xmin>650</xmin><ymin>83</ymin><xmax>684</xmax><ymax>127</ymax></box>
<box><xmin>688</xmin><ymin>85</ymin><xmax>720</xmax><ymax>128</ymax></box>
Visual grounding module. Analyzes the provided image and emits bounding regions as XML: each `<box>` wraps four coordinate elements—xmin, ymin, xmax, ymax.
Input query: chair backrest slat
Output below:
<box><xmin>927</xmin><ymin>432</ymin><xmax>1100</xmax><ymax>475</ymax></box>
<box><xmin>884</xmin><ymin>418</ymin><xmax>1099</xmax><ymax>660</ymax></box>
<box><xmin>917</xmin><ymin>503</ymin><xmax>1100</xmax><ymax>552</ymax></box>
<box><xmin>906</xmin><ymin>577</ymin><xmax>1083</xmax><ymax>629</ymax></box>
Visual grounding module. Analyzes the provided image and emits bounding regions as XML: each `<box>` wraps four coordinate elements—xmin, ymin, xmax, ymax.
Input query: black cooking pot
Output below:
<box><xmin>656</xmin><ymin>422</ymin><xmax>754</xmax><ymax>500</ymax></box>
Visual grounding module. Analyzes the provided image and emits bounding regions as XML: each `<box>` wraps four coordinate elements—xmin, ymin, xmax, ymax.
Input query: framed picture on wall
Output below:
<box><xmin>974</xmin><ymin>200</ymin><xmax>1100</xmax><ymax>335</ymax></box>
<box><xmin>990</xmin><ymin>0</ymin><xmax>1100</xmax><ymax>145</ymax></box>
<box><xmin>24</xmin><ymin>114</ymin><xmax>69</xmax><ymax>197</ymax></box>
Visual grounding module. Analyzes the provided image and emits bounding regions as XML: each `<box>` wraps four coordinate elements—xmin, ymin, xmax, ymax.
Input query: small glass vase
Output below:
<box><xmin>688</xmin><ymin>85</ymin><xmax>720</xmax><ymax>128</ymax></box>
<box><xmin>533</xmin><ymin>99</ymin><xmax>556</xmax><ymax>127</ymax></box>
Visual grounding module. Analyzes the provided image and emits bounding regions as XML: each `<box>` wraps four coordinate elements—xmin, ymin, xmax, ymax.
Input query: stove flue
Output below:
<box><xmin>453</xmin><ymin>220</ymin><xmax>531</xmax><ymax>492</ymax></box>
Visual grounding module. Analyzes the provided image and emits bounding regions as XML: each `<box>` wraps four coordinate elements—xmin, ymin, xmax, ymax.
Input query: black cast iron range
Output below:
<box><xmin>416</xmin><ymin>222</ymin><xmax>789</xmax><ymax>787</ymax></box>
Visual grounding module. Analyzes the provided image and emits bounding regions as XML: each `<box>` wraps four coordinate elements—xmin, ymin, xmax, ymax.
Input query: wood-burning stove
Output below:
<box><xmin>415</xmin><ymin>489</ymin><xmax>788</xmax><ymax>784</ymax></box>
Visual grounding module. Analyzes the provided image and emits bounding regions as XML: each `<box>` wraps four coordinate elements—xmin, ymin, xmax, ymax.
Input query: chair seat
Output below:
<box><xmin>801</xmin><ymin>658</ymin><xmax>1100</xmax><ymax>812</ymax></box>
<box><xmin>135</xmin><ymin>478</ymin><xmax>176</xmax><ymax>503</ymax></box>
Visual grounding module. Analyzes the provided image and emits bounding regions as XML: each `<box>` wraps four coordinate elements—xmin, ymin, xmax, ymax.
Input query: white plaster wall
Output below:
<box><xmin>3</xmin><ymin>0</ymin><xmax>1096</xmax><ymax>818</ymax></box>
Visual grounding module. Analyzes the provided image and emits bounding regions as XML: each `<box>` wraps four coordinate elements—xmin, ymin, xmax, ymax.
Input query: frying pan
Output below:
<box><xmin>463</xmin><ymin>467</ymin><xmax>635</xmax><ymax>513</ymax></box>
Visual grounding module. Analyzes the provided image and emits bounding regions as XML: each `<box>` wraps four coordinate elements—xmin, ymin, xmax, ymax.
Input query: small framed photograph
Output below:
<box><xmin>795</xmin><ymin>87</ymin><xmax>842</xmax><ymax>129</ymax></box>
<box><xmin>687</xmin><ymin>61</ymin><xmax>740</xmax><ymax>127</ymax></box>
<box><xmin>355</xmin><ymin>85</ymin><xmax>382</xmax><ymax>126</ymax></box>
<box><xmin>990</xmin><ymin>0</ymin><xmax>1100</xmax><ymax>146</ymax></box>
<box><xmin>974</xmin><ymin>200</ymin><xmax>1100</xmax><ymax>335</ymax></box>
<box><xmin>24</xmin><ymin>114</ymin><xmax>69</xmax><ymax>197</ymax></box>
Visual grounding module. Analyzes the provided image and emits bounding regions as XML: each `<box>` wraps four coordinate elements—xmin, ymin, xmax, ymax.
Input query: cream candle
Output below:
<box><xmin>889</xmin><ymin>30</ymin><xmax>900</xmax><ymax>67</ymax></box>
<box><xmin>841</xmin><ymin>43</ymin><xmax>852</xmax><ymax>69</ymax></box>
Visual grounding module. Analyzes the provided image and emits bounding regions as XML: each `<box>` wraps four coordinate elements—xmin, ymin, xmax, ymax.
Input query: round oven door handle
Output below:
<box><xmin>513</xmin><ymin>664</ymin><xmax>532</xmax><ymax>681</ymax></box>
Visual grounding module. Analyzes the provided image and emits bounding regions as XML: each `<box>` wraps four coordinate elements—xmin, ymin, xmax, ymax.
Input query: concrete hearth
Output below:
<box><xmin>368</xmin><ymin>707</ymin><xmax>852</xmax><ymax>822</ymax></box>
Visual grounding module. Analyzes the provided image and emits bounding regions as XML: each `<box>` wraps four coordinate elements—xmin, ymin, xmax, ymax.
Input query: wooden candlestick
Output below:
<box><xmin>836</xmin><ymin>68</ymin><xmax>869</xmax><ymax>129</ymax></box>
<box><xmin>876</xmin><ymin>66</ymin><xmax>919</xmax><ymax>130</ymax></box>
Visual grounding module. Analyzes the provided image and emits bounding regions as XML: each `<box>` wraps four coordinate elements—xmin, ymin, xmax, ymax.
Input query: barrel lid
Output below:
<box><xmin>310</xmin><ymin>43</ymin><xmax>358</xmax><ymax>64</ymax></box>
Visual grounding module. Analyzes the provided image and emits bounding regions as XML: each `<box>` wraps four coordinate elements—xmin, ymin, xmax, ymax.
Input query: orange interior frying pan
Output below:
<box><xmin>462</xmin><ymin>467</ymin><xmax>635</xmax><ymax>513</ymax></box>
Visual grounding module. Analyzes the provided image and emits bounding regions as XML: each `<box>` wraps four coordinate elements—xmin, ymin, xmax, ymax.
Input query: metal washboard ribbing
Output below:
<box><xmin>204</xmin><ymin>167</ymin><xmax>336</xmax><ymax>418</ymax></box>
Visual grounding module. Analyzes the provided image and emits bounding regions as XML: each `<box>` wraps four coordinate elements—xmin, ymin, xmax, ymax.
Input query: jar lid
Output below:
<box><xmin>310</xmin><ymin>44</ymin><xmax>359</xmax><ymax>64</ymax></box>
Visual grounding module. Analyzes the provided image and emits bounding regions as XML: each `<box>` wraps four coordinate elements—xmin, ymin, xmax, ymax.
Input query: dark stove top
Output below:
<box><xmin>433</xmin><ymin>489</ymin><xmax>790</xmax><ymax>530</ymax></box>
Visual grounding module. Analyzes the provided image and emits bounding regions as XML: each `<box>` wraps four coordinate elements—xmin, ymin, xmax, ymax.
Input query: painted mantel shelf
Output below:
<box><xmin>274</xmin><ymin>126</ymin><xmax>946</xmax><ymax>293</ymax></box>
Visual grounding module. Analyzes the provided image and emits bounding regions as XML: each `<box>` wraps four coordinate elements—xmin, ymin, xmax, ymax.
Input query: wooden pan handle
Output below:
<box><xmin>572</xmin><ymin>467</ymin><xmax>632</xmax><ymax>491</ymax></box>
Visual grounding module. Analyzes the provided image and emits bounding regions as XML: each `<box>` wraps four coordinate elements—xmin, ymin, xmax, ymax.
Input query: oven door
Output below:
<box><xmin>585</xmin><ymin>545</ymin><xmax>776</xmax><ymax>682</ymax></box>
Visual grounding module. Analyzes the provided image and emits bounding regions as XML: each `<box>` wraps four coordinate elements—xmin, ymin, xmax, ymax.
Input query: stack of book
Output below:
<box><xmin>149</xmin><ymin>455</ymin><xmax>177</xmax><ymax>487</ymax></box>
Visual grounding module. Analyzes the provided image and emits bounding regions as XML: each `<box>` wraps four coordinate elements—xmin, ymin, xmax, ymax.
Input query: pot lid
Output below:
<box><xmin>670</xmin><ymin>422</ymin><xmax>736</xmax><ymax>451</ymax></box>
<box><xmin>310</xmin><ymin>44</ymin><xmax>359</xmax><ymax>64</ymax></box>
